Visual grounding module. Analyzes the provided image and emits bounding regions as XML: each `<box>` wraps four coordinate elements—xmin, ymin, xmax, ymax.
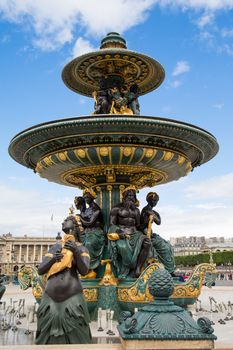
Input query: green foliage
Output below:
<box><xmin>175</xmin><ymin>250</ymin><xmax>233</xmax><ymax>267</ymax></box>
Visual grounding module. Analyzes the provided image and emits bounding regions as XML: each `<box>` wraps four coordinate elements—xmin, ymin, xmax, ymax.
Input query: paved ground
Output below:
<box><xmin>1</xmin><ymin>284</ymin><xmax>233</xmax><ymax>347</ymax></box>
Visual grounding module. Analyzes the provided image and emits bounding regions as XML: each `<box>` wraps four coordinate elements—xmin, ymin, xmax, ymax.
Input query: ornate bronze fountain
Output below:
<box><xmin>10</xmin><ymin>32</ymin><xmax>218</xmax><ymax>315</ymax></box>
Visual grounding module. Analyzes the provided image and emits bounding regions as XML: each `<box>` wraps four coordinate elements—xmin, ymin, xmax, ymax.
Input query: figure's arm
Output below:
<box><xmin>140</xmin><ymin>208</ymin><xmax>148</xmax><ymax>231</ymax></box>
<box><xmin>37</xmin><ymin>247</ymin><xmax>63</xmax><ymax>275</ymax></box>
<box><xmin>63</xmin><ymin>241</ymin><xmax>90</xmax><ymax>276</ymax></box>
<box><xmin>153</xmin><ymin>210</ymin><xmax>161</xmax><ymax>225</ymax></box>
<box><xmin>135</xmin><ymin>208</ymin><xmax>141</xmax><ymax>230</ymax></box>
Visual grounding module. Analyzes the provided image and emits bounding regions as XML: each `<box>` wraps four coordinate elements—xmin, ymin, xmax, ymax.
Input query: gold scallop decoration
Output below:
<box><xmin>57</xmin><ymin>152</ymin><xmax>67</xmax><ymax>162</ymax></box>
<box><xmin>145</xmin><ymin>148</ymin><xmax>155</xmax><ymax>158</ymax></box>
<box><xmin>99</xmin><ymin>147</ymin><xmax>109</xmax><ymax>157</ymax></box>
<box><xmin>43</xmin><ymin>156</ymin><xmax>54</xmax><ymax>166</ymax></box>
<box><xmin>177</xmin><ymin>155</ymin><xmax>186</xmax><ymax>165</ymax></box>
<box><xmin>36</xmin><ymin>162</ymin><xmax>43</xmax><ymax>172</ymax></box>
<box><xmin>163</xmin><ymin>151</ymin><xmax>174</xmax><ymax>161</ymax></box>
<box><xmin>123</xmin><ymin>147</ymin><xmax>132</xmax><ymax>157</ymax></box>
<box><xmin>185</xmin><ymin>162</ymin><xmax>192</xmax><ymax>175</ymax></box>
<box><xmin>75</xmin><ymin>149</ymin><xmax>86</xmax><ymax>159</ymax></box>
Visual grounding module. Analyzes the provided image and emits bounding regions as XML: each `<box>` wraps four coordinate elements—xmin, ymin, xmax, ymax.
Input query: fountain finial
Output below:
<box><xmin>100</xmin><ymin>32</ymin><xmax>127</xmax><ymax>49</ymax></box>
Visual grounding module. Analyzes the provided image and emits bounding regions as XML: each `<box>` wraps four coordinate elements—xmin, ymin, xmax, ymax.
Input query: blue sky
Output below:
<box><xmin>0</xmin><ymin>0</ymin><xmax>233</xmax><ymax>238</ymax></box>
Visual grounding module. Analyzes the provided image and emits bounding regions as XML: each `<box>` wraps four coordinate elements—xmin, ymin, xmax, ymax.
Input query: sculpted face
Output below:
<box><xmin>84</xmin><ymin>192</ymin><xmax>94</xmax><ymax>205</ymax></box>
<box><xmin>147</xmin><ymin>192</ymin><xmax>159</xmax><ymax>207</ymax></box>
<box><xmin>62</xmin><ymin>216</ymin><xmax>75</xmax><ymax>234</ymax></box>
<box><xmin>123</xmin><ymin>190</ymin><xmax>137</xmax><ymax>208</ymax></box>
<box><xmin>74</xmin><ymin>196</ymin><xmax>85</xmax><ymax>210</ymax></box>
<box><xmin>150</xmin><ymin>198</ymin><xmax>159</xmax><ymax>207</ymax></box>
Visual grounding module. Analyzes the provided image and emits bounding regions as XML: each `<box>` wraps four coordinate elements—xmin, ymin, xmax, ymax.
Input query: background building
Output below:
<box><xmin>0</xmin><ymin>233</ymin><xmax>56</xmax><ymax>275</ymax></box>
<box><xmin>170</xmin><ymin>236</ymin><xmax>233</xmax><ymax>256</ymax></box>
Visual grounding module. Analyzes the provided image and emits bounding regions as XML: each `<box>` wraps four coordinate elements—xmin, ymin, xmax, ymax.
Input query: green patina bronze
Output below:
<box><xmin>9</xmin><ymin>32</ymin><xmax>219</xmax><ymax>328</ymax></box>
<box><xmin>8</xmin><ymin>114</ymin><xmax>219</xmax><ymax>237</ymax></box>
<box><xmin>118</xmin><ymin>268</ymin><xmax>217</xmax><ymax>342</ymax></box>
<box><xmin>18</xmin><ymin>262</ymin><xmax>217</xmax><ymax>319</ymax></box>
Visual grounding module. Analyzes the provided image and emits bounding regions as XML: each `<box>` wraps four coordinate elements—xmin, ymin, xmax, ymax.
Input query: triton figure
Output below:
<box><xmin>74</xmin><ymin>189</ymin><xmax>105</xmax><ymax>278</ymax></box>
<box><xmin>35</xmin><ymin>215</ymin><xmax>92</xmax><ymax>344</ymax></box>
<box><xmin>108</xmin><ymin>186</ymin><xmax>151</xmax><ymax>278</ymax></box>
<box><xmin>140</xmin><ymin>192</ymin><xmax>175</xmax><ymax>274</ymax></box>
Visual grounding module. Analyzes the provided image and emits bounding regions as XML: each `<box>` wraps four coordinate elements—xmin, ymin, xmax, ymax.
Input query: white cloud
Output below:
<box><xmin>164</xmin><ymin>1</ymin><xmax>233</xmax><ymax>11</ymax></box>
<box><xmin>0</xmin><ymin>183</ymin><xmax>79</xmax><ymax>236</ymax></box>
<box><xmin>212</xmin><ymin>103</ymin><xmax>224</xmax><ymax>109</ymax></box>
<box><xmin>221</xmin><ymin>27</ymin><xmax>233</xmax><ymax>38</ymax></box>
<box><xmin>136</xmin><ymin>180</ymin><xmax>233</xmax><ymax>240</ymax></box>
<box><xmin>0</xmin><ymin>0</ymin><xmax>156</xmax><ymax>51</ymax></box>
<box><xmin>1</xmin><ymin>1</ymin><xmax>233</xmax><ymax>52</ymax></box>
<box><xmin>0</xmin><ymin>34</ymin><xmax>10</xmax><ymax>43</ymax></box>
<box><xmin>199</xmin><ymin>30</ymin><xmax>215</xmax><ymax>46</ymax></box>
<box><xmin>218</xmin><ymin>43</ymin><xmax>233</xmax><ymax>56</ymax></box>
<box><xmin>194</xmin><ymin>203</ymin><xmax>228</xmax><ymax>210</ymax></box>
<box><xmin>172</xmin><ymin>60</ymin><xmax>190</xmax><ymax>76</ymax></box>
<box><xmin>71</xmin><ymin>37</ymin><xmax>95</xmax><ymax>58</ymax></box>
<box><xmin>160</xmin><ymin>204</ymin><xmax>233</xmax><ymax>239</ymax></box>
<box><xmin>196</xmin><ymin>12</ymin><xmax>214</xmax><ymax>28</ymax></box>
<box><xmin>185</xmin><ymin>173</ymin><xmax>233</xmax><ymax>200</ymax></box>
<box><xmin>169</xmin><ymin>80</ymin><xmax>182</xmax><ymax>88</ymax></box>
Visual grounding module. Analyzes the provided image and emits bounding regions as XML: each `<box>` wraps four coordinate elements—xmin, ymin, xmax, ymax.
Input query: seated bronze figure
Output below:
<box><xmin>140</xmin><ymin>192</ymin><xmax>175</xmax><ymax>274</ymax></box>
<box><xmin>108</xmin><ymin>186</ymin><xmax>151</xmax><ymax>278</ymax></box>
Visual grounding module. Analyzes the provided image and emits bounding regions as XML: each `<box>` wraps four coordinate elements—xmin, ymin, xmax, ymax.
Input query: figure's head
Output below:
<box><xmin>122</xmin><ymin>186</ymin><xmax>137</xmax><ymax>207</ymax></box>
<box><xmin>146</xmin><ymin>192</ymin><xmax>159</xmax><ymax>206</ymax></box>
<box><xmin>74</xmin><ymin>196</ymin><xmax>85</xmax><ymax>210</ymax></box>
<box><xmin>83</xmin><ymin>188</ymin><xmax>97</xmax><ymax>205</ymax></box>
<box><xmin>62</xmin><ymin>215</ymin><xmax>80</xmax><ymax>241</ymax></box>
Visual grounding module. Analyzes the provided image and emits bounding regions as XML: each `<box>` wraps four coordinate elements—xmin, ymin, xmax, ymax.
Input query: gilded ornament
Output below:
<box><xmin>99</xmin><ymin>147</ymin><xmax>109</xmax><ymax>157</ymax></box>
<box><xmin>185</xmin><ymin>162</ymin><xmax>192</xmax><ymax>174</ymax></box>
<box><xmin>177</xmin><ymin>155</ymin><xmax>186</xmax><ymax>165</ymax></box>
<box><xmin>61</xmin><ymin>164</ymin><xmax>167</xmax><ymax>189</ymax></box>
<box><xmin>83</xmin><ymin>188</ymin><xmax>97</xmax><ymax>199</ymax></box>
<box><xmin>36</xmin><ymin>162</ymin><xmax>43</xmax><ymax>172</ymax></box>
<box><xmin>99</xmin><ymin>259</ymin><xmax>118</xmax><ymax>286</ymax></box>
<box><xmin>75</xmin><ymin>149</ymin><xmax>86</xmax><ymax>158</ymax></box>
<box><xmin>83</xmin><ymin>288</ymin><xmax>98</xmax><ymax>302</ymax></box>
<box><xmin>145</xmin><ymin>148</ymin><xmax>155</xmax><ymax>158</ymax></box>
<box><xmin>43</xmin><ymin>156</ymin><xmax>53</xmax><ymax>166</ymax></box>
<box><xmin>123</xmin><ymin>147</ymin><xmax>132</xmax><ymax>157</ymax></box>
<box><xmin>95</xmin><ymin>186</ymin><xmax>103</xmax><ymax>208</ymax></box>
<box><xmin>119</xmin><ymin>185</ymin><xmax>125</xmax><ymax>202</ymax></box>
<box><xmin>57</xmin><ymin>152</ymin><xmax>67</xmax><ymax>161</ymax></box>
<box><xmin>163</xmin><ymin>151</ymin><xmax>174</xmax><ymax>161</ymax></box>
<box><xmin>105</xmin><ymin>168</ymin><xmax>116</xmax><ymax>182</ymax></box>
<box><xmin>117</xmin><ymin>263</ymin><xmax>217</xmax><ymax>303</ymax></box>
<box><xmin>122</xmin><ymin>185</ymin><xmax>137</xmax><ymax>194</ymax></box>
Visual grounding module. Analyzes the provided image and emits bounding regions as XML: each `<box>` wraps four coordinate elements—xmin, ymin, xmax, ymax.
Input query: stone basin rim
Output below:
<box><xmin>9</xmin><ymin>114</ymin><xmax>218</xmax><ymax>143</ymax></box>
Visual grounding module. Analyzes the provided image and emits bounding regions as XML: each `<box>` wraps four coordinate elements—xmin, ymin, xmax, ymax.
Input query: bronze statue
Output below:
<box><xmin>35</xmin><ymin>215</ymin><xmax>92</xmax><ymax>344</ymax></box>
<box><xmin>74</xmin><ymin>189</ymin><xmax>105</xmax><ymax>279</ymax></box>
<box><xmin>124</xmin><ymin>83</ymin><xmax>140</xmax><ymax>115</ymax></box>
<box><xmin>108</xmin><ymin>186</ymin><xmax>151</xmax><ymax>278</ymax></box>
<box><xmin>92</xmin><ymin>76</ymin><xmax>140</xmax><ymax>115</ymax></box>
<box><xmin>140</xmin><ymin>192</ymin><xmax>175</xmax><ymax>274</ymax></box>
<box><xmin>92</xmin><ymin>77</ymin><xmax>111</xmax><ymax>114</ymax></box>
